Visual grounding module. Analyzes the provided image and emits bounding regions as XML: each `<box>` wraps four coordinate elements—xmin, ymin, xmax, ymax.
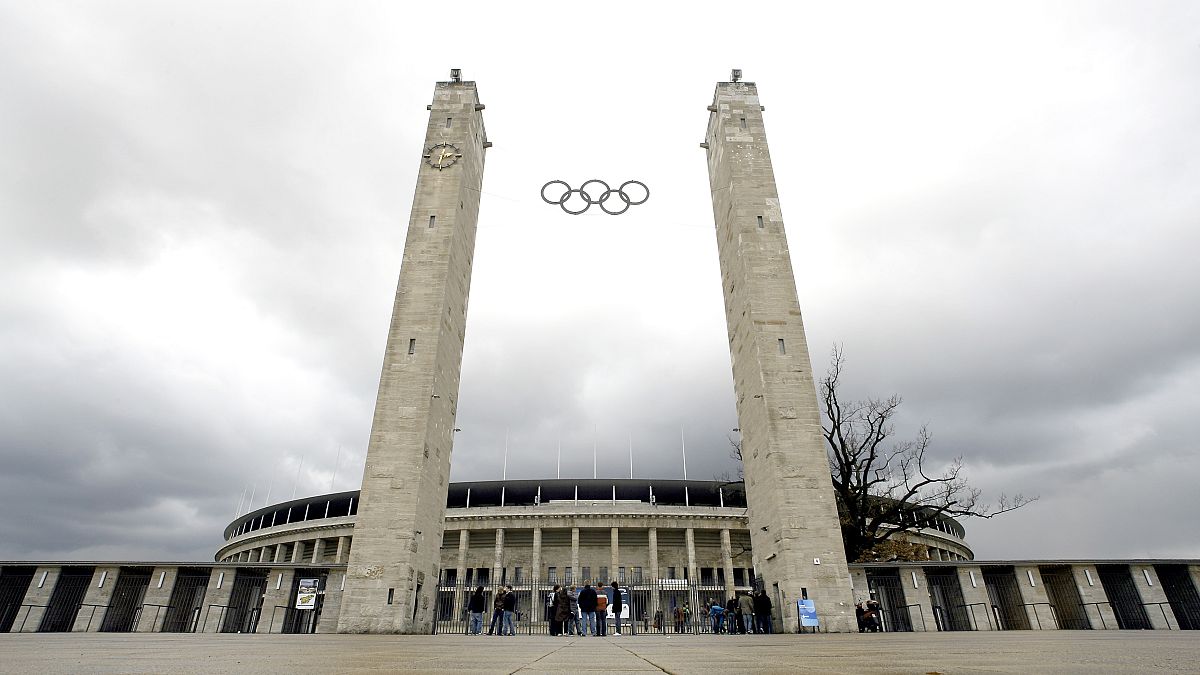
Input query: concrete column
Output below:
<box><xmin>291</xmin><ymin>541</ymin><xmax>303</xmax><ymax>564</ymax></box>
<box><xmin>492</xmin><ymin>528</ymin><xmax>505</xmax><ymax>586</ymax></box>
<box><xmin>74</xmin><ymin>566</ymin><xmax>121</xmax><ymax>632</ymax></box>
<box><xmin>1132</xmin><ymin>565</ymin><xmax>1176</xmax><ymax>630</ymax></box>
<box><xmin>720</xmin><ymin>528</ymin><xmax>736</xmax><ymax>600</ymax></box>
<box><xmin>901</xmin><ymin>566</ymin><xmax>937</xmax><ymax>632</ymax></box>
<box><xmin>571</xmin><ymin>527</ymin><xmax>580</xmax><ymax>583</ymax></box>
<box><xmin>611</xmin><ymin>527</ymin><xmax>620</xmax><ymax>584</ymax></box>
<box><xmin>532</xmin><ymin>527</ymin><xmax>542</xmax><ymax>583</ymax></box>
<box><xmin>1013</xmin><ymin>566</ymin><xmax>1058</xmax><ymax>630</ymax></box>
<box><xmin>685</xmin><ymin>528</ymin><xmax>698</xmax><ymax>584</ymax></box>
<box><xmin>454</xmin><ymin>530</ymin><xmax>469</xmax><ymax>586</ymax></box>
<box><xmin>648</xmin><ymin>528</ymin><xmax>660</xmax><ymax>622</ymax></box>
<box><xmin>317</xmin><ymin>570</ymin><xmax>345</xmax><ymax>633</ymax></box>
<box><xmin>334</xmin><ymin>537</ymin><xmax>348</xmax><ymax>564</ymax></box>
<box><xmin>311</xmin><ymin>538</ymin><xmax>326</xmax><ymax>565</ymax></box>
<box><xmin>13</xmin><ymin>567</ymin><xmax>60</xmax><ymax>632</ymax></box>
<box><xmin>955</xmin><ymin>566</ymin><xmax>995</xmax><ymax>631</ymax></box>
<box><xmin>136</xmin><ymin>568</ymin><xmax>180</xmax><ymax>632</ymax></box>
<box><xmin>1071</xmin><ymin>564</ymin><xmax>1118</xmax><ymax>630</ymax></box>
<box><xmin>259</xmin><ymin>569</ymin><xmax>296</xmax><ymax>634</ymax></box>
<box><xmin>452</xmin><ymin>530</ymin><xmax>469</xmax><ymax>621</ymax></box>
<box><xmin>199</xmin><ymin>567</ymin><xmax>237</xmax><ymax>633</ymax></box>
<box><xmin>273</xmin><ymin>544</ymin><xmax>285</xmax><ymax>564</ymax></box>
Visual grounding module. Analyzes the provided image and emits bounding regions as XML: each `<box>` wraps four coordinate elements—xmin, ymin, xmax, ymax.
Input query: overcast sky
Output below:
<box><xmin>1</xmin><ymin>2</ymin><xmax>1198</xmax><ymax>563</ymax></box>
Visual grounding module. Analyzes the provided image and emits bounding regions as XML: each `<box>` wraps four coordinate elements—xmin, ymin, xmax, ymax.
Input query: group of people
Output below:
<box><xmin>467</xmin><ymin>584</ymin><xmax>518</xmax><ymax>636</ymax></box>
<box><xmin>855</xmin><ymin>599</ymin><xmax>883</xmax><ymax>633</ymax></box>
<box><xmin>549</xmin><ymin>581</ymin><xmax>624</xmax><ymax>636</ymax></box>
<box><xmin>699</xmin><ymin>590</ymin><xmax>774</xmax><ymax>634</ymax></box>
<box><xmin>466</xmin><ymin>583</ymin><xmax>776</xmax><ymax>636</ymax></box>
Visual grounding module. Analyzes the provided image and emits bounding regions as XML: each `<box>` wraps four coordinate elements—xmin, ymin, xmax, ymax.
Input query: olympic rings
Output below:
<box><xmin>540</xmin><ymin>179</ymin><xmax>650</xmax><ymax>215</ymax></box>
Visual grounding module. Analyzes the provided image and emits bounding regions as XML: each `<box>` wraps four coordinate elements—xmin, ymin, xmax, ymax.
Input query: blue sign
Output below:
<box><xmin>797</xmin><ymin>599</ymin><xmax>819</xmax><ymax>627</ymax></box>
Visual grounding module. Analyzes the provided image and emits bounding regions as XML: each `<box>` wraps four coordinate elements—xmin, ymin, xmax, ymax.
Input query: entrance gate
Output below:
<box><xmin>925</xmin><ymin>568</ymin><xmax>971</xmax><ymax>631</ymax></box>
<box><xmin>866</xmin><ymin>569</ymin><xmax>913</xmax><ymax>632</ymax></box>
<box><xmin>218</xmin><ymin>569</ymin><xmax>267</xmax><ymax>633</ymax></box>
<box><xmin>160</xmin><ymin>567</ymin><xmax>209</xmax><ymax>632</ymax></box>
<box><xmin>982</xmin><ymin>566</ymin><xmax>1030</xmax><ymax>630</ymax></box>
<box><xmin>1097</xmin><ymin>565</ymin><xmax>1151</xmax><ymax>630</ymax></box>
<box><xmin>38</xmin><ymin>566</ymin><xmax>95</xmax><ymax>632</ymax></box>
<box><xmin>99</xmin><ymin>567</ymin><xmax>151</xmax><ymax>632</ymax></box>
<box><xmin>433</xmin><ymin>579</ymin><xmax>753</xmax><ymax>636</ymax></box>
<box><xmin>0</xmin><ymin>566</ymin><xmax>35</xmax><ymax>632</ymax></box>
<box><xmin>1155</xmin><ymin>564</ymin><xmax>1200</xmax><ymax>630</ymax></box>
<box><xmin>1039</xmin><ymin>565</ymin><xmax>1090</xmax><ymax>630</ymax></box>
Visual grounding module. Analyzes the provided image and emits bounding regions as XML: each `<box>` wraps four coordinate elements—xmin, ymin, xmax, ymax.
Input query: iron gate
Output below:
<box><xmin>219</xmin><ymin>569</ymin><xmax>267</xmax><ymax>633</ymax></box>
<box><xmin>279</xmin><ymin>571</ymin><xmax>327</xmax><ymax>634</ymax></box>
<box><xmin>1155</xmin><ymin>564</ymin><xmax>1200</xmax><ymax>630</ymax></box>
<box><xmin>866</xmin><ymin>570</ymin><xmax>912</xmax><ymax>632</ymax></box>
<box><xmin>160</xmin><ymin>568</ymin><xmax>209</xmax><ymax>632</ymax></box>
<box><xmin>983</xmin><ymin>567</ymin><xmax>1030</xmax><ymax>630</ymax></box>
<box><xmin>1039</xmin><ymin>566</ymin><xmax>1090</xmax><ymax>630</ymax></box>
<box><xmin>39</xmin><ymin>567</ymin><xmax>95</xmax><ymax>632</ymax></box>
<box><xmin>1097</xmin><ymin>565</ymin><xmax>1151</xmax><ymax>630</ymax></box>
<box><xmin>0</xmin><ymin>566</ymin><xmax>36</xmax><ymax>633</ymax></box>
<box><xmin>925</xmin><ymin>568</ymin><xmax>971</xmax><ymax>631</ymax></box>
<box><xmin>100</xmin><ymin>567</ymin><xmax>152</xmax><ymax>632</ymax></box>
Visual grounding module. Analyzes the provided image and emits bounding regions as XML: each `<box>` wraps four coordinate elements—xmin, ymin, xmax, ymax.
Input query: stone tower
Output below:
<box><xmin>703</xmin><ymin>75</ymin><xmax>856</xmax><ymax>632</ymax></box>
<box><xmin>338</xmin><ymin>74</ymin><xmax>488</xmax><ymax>633</ymax></box>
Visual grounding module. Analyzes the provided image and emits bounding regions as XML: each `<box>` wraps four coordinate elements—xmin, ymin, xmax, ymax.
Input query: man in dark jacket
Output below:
<box><xmin>754</xmin><ymin>589</ymin><xmax>773</xmax><ymax>635</ymax></box>
<box><xmin>502</xmin><ymin>584</ymin><xmax>517</xmax><ymax>636</ymax></box>
<box><xmin>487</xmin><ymin>586</ymin><xmax>506</xmax><ymax>635</ymax></box>
<box><xmin>610</xmin><ymin>581</ymin><xmax>624</xmax><ymax>635</ymax></box>
<box><xmin>468</xmin><ymin>586</ymin><xmax>486</xmax><ymax>635</ymax></box>
<box><xmin>578</xmin><ymin>583</ymin><xmax>598</xmax><ymax>636</ymax></box>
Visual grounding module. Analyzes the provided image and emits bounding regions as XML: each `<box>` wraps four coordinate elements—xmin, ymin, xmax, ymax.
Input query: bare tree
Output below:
<box><xmin>822</xmin><ymin>345</ymin><xmax>1035</xmax><ymax>562</ymax></box>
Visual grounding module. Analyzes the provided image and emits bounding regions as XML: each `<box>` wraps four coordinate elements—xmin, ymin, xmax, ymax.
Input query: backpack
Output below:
<box><xmin>596</xmin><ymin>593</ymin><xmax>608</xmax><ymax>611</ymax></box>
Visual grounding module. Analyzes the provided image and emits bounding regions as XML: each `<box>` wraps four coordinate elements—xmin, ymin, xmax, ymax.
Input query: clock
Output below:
<box><xmin>424</xmin><ymin>143</ymin><xmax>462</xmax><ymax>170</ymax></box>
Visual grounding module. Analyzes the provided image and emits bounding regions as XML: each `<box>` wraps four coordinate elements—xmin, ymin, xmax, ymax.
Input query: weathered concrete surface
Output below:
<box><xmin>2</xmin><ymin>632</ymin><xmax>1198</xmax><ymax>674</ymax></box>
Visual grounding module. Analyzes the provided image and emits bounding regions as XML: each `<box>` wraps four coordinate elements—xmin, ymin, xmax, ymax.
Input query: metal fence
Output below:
<box><xmin>433</xmin><ymin>580</ymin><xmax>766</xmax><ymax>636</ymax></box>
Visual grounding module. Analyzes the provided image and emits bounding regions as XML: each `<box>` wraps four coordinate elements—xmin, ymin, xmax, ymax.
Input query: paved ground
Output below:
<box><xmin>1</xmin><ymin>632</ymin><xmax>1198</xmax><ymax>674</ymax></box>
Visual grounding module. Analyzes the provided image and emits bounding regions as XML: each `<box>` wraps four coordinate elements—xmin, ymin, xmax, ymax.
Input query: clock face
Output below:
<box><xmin>424</xmin><ymin>143</ymin><xmax>461</xmax><ymax>170</ymax></box>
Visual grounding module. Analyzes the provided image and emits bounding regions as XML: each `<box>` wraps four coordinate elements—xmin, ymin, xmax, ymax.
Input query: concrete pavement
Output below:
<box><xmin>1</xmin><ymin>632</ymin><xmax>1198</xmax><ymax>674</ymax></box>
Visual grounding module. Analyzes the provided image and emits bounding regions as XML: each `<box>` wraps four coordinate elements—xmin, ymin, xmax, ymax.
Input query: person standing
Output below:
<box><xmin>502</xmin><ymin>584</ymin><xmax>517</xmax><ymax>636</ymax></box>
<box><xmin>566</xmin><ymin>585</ymin><xmax>581</xmax><ymax>636</ymax></box>
<box><xmin>487</xmin><ymin>586</ymin><xmax>506</xmax><ymax>635</ymax></box>
<box><xmin>738</xmin><ymin>592</ymin><xmax>756</xmax><ymax>634</ymax></box>
<box><xmin>725</xmin><ymin>596</ymin><xmax>740</xmax><ymax>634</ymax></box>
<box><xmin>578</xmin><ymin>583</ymin><xmax>598</xmax><ymax>636</ymax></box>
<box><xmin>468</xmin><ymin>586</ymin><xmax>486</xmax><ymax>635</ymax></box>
<box><xmin>609</xmin><ymin>581</ymin><xmax>624</xmax><ymax>635</ymax></box>
<box><xmin>549</xmin><ymin>585</ymin><xmax>562</xmax><ymax>636</ymax></box>
<box><xmin>672</xmin><ymin>604</ymin><xmax>684</xmax><ymax>633</ymax></box>
<box><xmin>754</xmin><ymin>589</ymin><xmax>773</xmax><ymax>635</ymax></box>
<box><xmin>554</xmin><ymin>585</ymin><xmax>572</xmax><ymax>636</ymax></box>
<box><xmin>596</xmin><ymin>587</ymin><xmax>608</xmax><ymax>636</ymax></box>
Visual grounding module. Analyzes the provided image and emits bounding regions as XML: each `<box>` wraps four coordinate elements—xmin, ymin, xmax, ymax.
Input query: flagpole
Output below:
<box><xmin>503</xmin><ymin>428</ymin><xmax>509</xmax><ymax>481</ymax></box>
<box><xmin>330</xmin><ymin>445</ymin><xmax>343</xmax><ymax>492</ymax></box>
<box><xmin>629</xmin><ymin>434</ymin><xmax>633</xmax><ymax>479</ymax></box>
<box><xmin>592</xmin><ymin>425</ymin><xmax>597</xmax><ymax>480</ymax></box>
<box><xmin>292</xmin><ymin>455</ymin><xmax>305</xmax><ymax>499</ymax></box>
<box><xmin>680</xmin><ymin>425</ymin><xmax>688</xmax><ymax>480</ymax></box>
<box><xmin>557</xmin><ymin>441</ymin><xmax>561</xmax><ymax>479</ymax></box>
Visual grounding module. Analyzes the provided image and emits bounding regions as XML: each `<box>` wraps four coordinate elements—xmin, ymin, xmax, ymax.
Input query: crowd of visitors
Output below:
<box><xmin>548</xmin><ymin>580</ymin><xmax>624</xmax><ymax>636</ymax></box>
<box><xmin>467</xmin><ymin>584</ymin><xmax>775</xmax><ymax>636</ymax></box>
<box><xmin>696</xmin><ymin>590</ymin><xmax>773</xmax><ymax>634</ymax></box>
